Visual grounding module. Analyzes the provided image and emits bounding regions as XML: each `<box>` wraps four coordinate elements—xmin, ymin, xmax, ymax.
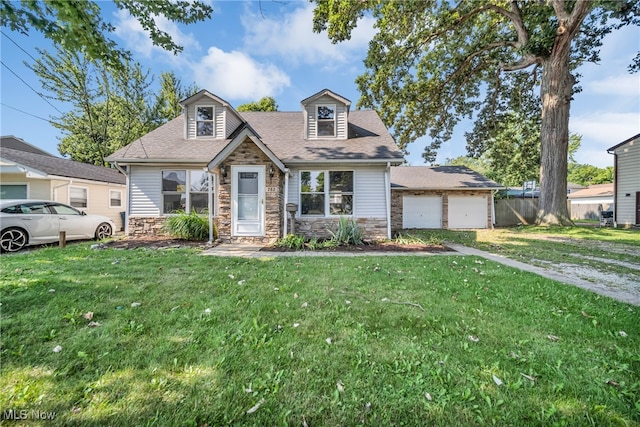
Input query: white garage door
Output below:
<box><xmin>448</xmin><ymin>196</ymin><xmax>488</xmax><ymax>229</ymax></box>
<box><xmin>403</xmin><ymin>195</ymin><xmax>442</xmax><ymax>228</ymax></box>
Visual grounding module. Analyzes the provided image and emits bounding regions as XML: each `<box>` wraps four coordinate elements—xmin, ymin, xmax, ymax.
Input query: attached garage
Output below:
<box><xmin>390</xmin><ymin>166</ymin><xmax>502</xmax><ymax>232</ymax></box>
<box><xmin>402</xmin><ymin>195</ymin><xmax>442</xmax><ymax>228</ymax></box>
<box><xmin>448</xmin><ymin>195</ymin><xmax>489</xmax><ymax>229</ymax></box>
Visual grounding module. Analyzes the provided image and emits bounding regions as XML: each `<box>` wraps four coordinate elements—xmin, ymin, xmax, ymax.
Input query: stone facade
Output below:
<box><xmin>391</xmin><ymin>189</ymin><xmax>493</xmax><ymax>232</ymax></box>
<box><xmin>292</xmin><ymin>217</ymin><xmax>388</xmax><ymax>241</ymax></box>
<box><xmin>128</xmin><ymin>217</ymin><xmax>169</xmax><ymax>237</ymax></box>
<box><xmin>217</xmin><ymin>138</ymin><xmax>284</xmax><ymax>244</ymax></box>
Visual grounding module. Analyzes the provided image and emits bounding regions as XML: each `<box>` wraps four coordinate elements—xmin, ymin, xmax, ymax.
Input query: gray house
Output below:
<box><xmin>607</xmin><ymin>133</ymin><xmax>640</xmax><ymax>227</ymax></box>
<box><xmin>106</xmin><ymin>89</ymin><xmax>404</xmax><ymax>242</ymax></box>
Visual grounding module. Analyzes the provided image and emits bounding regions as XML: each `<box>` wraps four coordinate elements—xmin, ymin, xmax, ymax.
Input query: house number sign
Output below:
<box><xmin>266</xmin><ymin>187</ymin><xmax>278</xmax><ymax>193</ymax></box>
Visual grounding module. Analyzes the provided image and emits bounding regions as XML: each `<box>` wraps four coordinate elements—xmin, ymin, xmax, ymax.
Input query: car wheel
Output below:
<box><xmin>1</xmin><ymin>228</ymin><xmax>28</xmax><ymax>252</ymax></box>
<box><xmin>95</xmin><ymin>223</ymin><xmax>113</xmax><ymax>240</ymax></box>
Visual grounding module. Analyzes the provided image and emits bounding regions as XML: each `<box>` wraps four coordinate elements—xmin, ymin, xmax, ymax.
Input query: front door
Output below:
<box><xmin>232</xmin><ymin>166</ymin><xmax>265</xmax><ymax>236</ymax></box>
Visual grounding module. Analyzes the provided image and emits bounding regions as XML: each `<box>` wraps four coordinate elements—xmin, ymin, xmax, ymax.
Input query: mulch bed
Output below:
<box><xmin>102</xmin><ymin>237</ymin><xmax>452</xmax><ymax>253</ymax></box>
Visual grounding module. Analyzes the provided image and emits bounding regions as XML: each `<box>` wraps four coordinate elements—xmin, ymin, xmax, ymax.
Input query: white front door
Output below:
<box><xmin>232</xmin><ymin>165</ymin><xmax>265</xmax><ymax>236</ymax></box>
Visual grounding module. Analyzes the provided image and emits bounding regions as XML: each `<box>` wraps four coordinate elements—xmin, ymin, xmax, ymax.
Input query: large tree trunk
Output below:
<box><xmin>536</xmin><ymin>53</ymin><xmax>574</xmax><ymax>226</ymax></box>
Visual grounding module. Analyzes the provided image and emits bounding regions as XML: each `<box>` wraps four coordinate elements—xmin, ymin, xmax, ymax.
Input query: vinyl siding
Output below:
<box><xmin>614</xmin><ymin>139</ymin><xmax>640</xmax><ymax>225</ymax></box>
<box><xmin>225</xmin><ymin>107</ymin><xmax>243</xmax><ymax>138</ymax></box>
<box><xmin>129</xmin><ymin>166</ymin><xmax>162</xmax><ymax>216</ymax></box>
<box><xmin>305</xmin><ymin>95</ymin><xmax>348</xmax><ymax>140</ymax></box>
<box><xmin>287</xmin><ymin>166</ymin><xmax>386</xmax><ymax>217</ymax></box>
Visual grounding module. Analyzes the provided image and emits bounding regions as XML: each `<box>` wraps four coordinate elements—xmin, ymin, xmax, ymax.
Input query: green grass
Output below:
<box><xmin>1</xmin><ymin>243</ymin><xmax>639</xmax><ymax>426</ymax></box>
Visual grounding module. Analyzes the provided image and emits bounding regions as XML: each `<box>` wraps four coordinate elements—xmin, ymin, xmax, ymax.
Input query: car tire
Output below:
<box><xmin>1</xmin><ymin>227</ymin><xmax>28</xmax><ymax>252</ymax></box>
<box><xmin>95</xmin><ymin>223</ymin><xmax>113</xmax><ymax>240</ymax></box>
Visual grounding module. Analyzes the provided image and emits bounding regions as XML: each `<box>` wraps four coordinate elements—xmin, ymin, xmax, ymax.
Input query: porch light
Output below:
<box><xmin>269</xmin><ymin>164</ymin><xmax>275</xmax><ymax>178</ymax></box>
<box><xmin>219</xmin><ymin>163</ymin><xmax>227</xmax><ymax>179</ymax></box>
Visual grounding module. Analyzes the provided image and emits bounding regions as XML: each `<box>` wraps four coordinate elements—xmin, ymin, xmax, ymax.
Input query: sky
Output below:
<box><xmin>1</xmin><ymin>1</ymin><xmax>639</xmax><ymax>170</ymax></box>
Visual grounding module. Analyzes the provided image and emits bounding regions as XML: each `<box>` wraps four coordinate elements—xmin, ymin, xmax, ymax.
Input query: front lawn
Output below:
<box><xmin>1</xmin><ymin>245</ymin><xmax>638</xmax><ymax>426</ymax></box>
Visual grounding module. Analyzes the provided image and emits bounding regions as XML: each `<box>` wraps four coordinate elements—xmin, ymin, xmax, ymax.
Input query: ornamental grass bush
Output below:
<box><xmin>163</xmin><ymin>210</ymin><xmax>215</xmax><ymax>240</ymax></box>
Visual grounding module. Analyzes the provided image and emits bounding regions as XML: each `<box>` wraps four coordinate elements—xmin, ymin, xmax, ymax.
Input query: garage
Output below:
<box><xmin>448</xmin><ymin>196</ymin><xmax>488</xmax><ymax>229</ymax></box>
<box><xmin>402</xmin><ymin>195</ymin><xmax>442</xmax><ymax>228</ymax></box>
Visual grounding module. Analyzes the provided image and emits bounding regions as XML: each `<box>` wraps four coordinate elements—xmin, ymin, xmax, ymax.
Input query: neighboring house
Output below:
<box><xmin>607</xmin><ymin>133</ymin><xmax>640</xmax><ymax>227</ymax></box>
<box><xmin>0</xmin><ymin>136</ymin><xmax>127</xmax><ymax>229</ymax></box>
<box><xmin>390</xmin><ymin>166</ymin><xmax>502</xmax><ymax>230</ymax></box>
<box><xmin>567</xmin><ymin>183</ymin><xmax>614</xmax><ymax>220</ymax></box>
<box><xmin>106</xmin><ymin>89</ymin><xmax>405</xmax><ymax>242</ymax></box>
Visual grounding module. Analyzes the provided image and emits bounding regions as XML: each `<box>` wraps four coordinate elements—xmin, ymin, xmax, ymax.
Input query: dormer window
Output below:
<box><xmin>317</xmin><ymin>105</ymin><xmax>335</xmax><ymax>137</ymax></box>
<box><xmin>196</xmin><ymin>105</ymin><xmax>215</xmax><ymax>137</ymax></box>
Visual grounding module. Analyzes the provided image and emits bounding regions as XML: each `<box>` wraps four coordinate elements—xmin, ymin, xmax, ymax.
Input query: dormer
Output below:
<box><xmin>180</xmin><ymin>90</ymin><xmax>245</xmax><ymax>140</ymax></box>
<box><xmin>301</xmin><ymin>89</ymin><xmax>351</xmax><ymax>140</ymax></box>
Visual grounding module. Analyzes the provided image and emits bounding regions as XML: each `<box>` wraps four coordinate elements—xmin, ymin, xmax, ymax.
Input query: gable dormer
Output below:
<box><xmin>180</xmin><ymin>90</ymin><xmax>244</xmax><ymax>140</ymax></box>
<box><xmin>301</xmin><ymin>89</ymin><xmax>351</xmax><ymax>140</ymax></box>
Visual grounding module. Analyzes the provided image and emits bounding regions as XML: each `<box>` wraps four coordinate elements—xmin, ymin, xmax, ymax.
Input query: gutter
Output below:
<box><xmin>385</xmin><ymin>162</ymin><xmax>391</xmax><ymax>239</ymax></box>
<box><xmin>607</xmin><ymin>148</ymin><xmax>618</xmax><ymax>227</ymax></box>
<box><xmin>113</xmin><ymin>162</ymin><xmax>130</xmax><ymax>235</ymax></box>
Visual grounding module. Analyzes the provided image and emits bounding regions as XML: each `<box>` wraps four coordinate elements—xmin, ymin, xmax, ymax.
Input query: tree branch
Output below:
<box><xmin>502</xmin><ymin>55</ymin><xmax>541</xmax><ymax>71</ymax></box>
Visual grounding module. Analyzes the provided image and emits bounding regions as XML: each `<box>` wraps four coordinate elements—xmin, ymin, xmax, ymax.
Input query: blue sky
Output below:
<box><xmin>1</xmin><ymin>1</ymin><xmax>638</xmax><ymax>169</ymax></box>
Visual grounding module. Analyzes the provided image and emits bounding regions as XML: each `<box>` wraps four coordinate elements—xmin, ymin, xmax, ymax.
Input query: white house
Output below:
<box><xmin>607</xmin><ymin>133</ymin><xmax>640</xmax><ymax>227</ymax></box>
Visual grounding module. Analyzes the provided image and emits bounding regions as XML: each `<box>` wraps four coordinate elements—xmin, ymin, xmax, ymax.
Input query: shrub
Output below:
<box><xmin>163</xmin><ymin>210</ymin><xmax>214</xmax><ymax>241</ymax></box>
<box><xmin>328</xmin><ymin>216</ymin><xmax>363</xmax><ymax>246</ymax></box>
<box><xmin>275</xmin><ymin>234</ymin><xmax>305</xmax><ymax>250</ymax></box>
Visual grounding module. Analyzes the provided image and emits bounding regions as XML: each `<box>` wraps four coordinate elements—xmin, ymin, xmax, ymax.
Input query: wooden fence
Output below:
<box><xmin>494</xmin><ymin>199</ymin><xmax>577</xmax><ymax>226</ymax></box>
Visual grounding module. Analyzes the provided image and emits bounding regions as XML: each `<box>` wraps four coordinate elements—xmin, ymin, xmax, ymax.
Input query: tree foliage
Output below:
<box><xmin>151</xmin><ymin>72</ymin><xmax>199</xmax><ymax>126</ymax></box>
<box><xmin>313</xmin><ymin>0</ymin><xmax>639</xmax><ymax>225</ymax></box>
<box><xmin>1</xmin><ymin>0</ymin><xmax>213</xmax><ymax>69</ymax></box>
<box><xmin>29</xmin><ymin>47</ymin><xmax>193</xmax><ymax>165</ymax></box>
<box><xmin>237</xmin><ymin>97</ymin><xmax>279</xmax><ymax>112</ymax></box>
<box><xmin>568</xmin><ymin>164</ymin><xmax>614</xmax><ymax>186</ymax></box>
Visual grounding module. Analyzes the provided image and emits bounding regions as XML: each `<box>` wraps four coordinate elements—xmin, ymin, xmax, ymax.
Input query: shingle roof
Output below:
<box><xmin>106</xmin><ymin>111</ymin><xmax>404</xmax><ymax>164</ymax></box>
<box><xmin>567</xmin><ymin>183</ymin><xmax>614</xmax><ymax>199</ymax></box>
<box><xmin>1</xmin><ymin>147</ymin><xmax>125</xmax><ymax>184</ymax></box>
<box><xmin>1</xmin><ymin>136</ymin><xmax>55</xmax><ymax>156</ymax></box>
<box><xmin>391</xmin><ymin>166</ymin><xmax>503</xmax><ymax>189</ymax></box>
<box><xmin>607</xmin><ymin>133</ymin><xmax>639</xmax><ymax>152</ymax></box>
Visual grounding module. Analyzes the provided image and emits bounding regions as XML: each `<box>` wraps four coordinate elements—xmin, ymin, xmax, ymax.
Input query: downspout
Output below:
<box><xmin>52</xmin><ymin>180</ymin><xmax>71</xmax><ymax>202</ymax></box>
<box><xmin>113</xmin><ymin>162</ymin><xmax>129</xmax><ymax>235</ymax></box>
<box><xmin>607</xmin><ymin>148</ymin><xmax>618</xmax><ymax>227</ymax></box>
<box><xmin>385</xmin><ymin>162</ymin><xmax>391</xmax><ymax>239</ymax></box>
<box><xmin>491</xmin><ymin>189</ymin><xmax>497</xmax><ymax>229</ymax></box>
<box><xmin>283</xmin><ymin>168</ymin><xmax>289</xmax><ymax>237</ymax></box>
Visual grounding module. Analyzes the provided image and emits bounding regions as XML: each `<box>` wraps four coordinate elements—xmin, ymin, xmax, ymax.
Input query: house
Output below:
<box><xmin>390</xmin><ymin>166</ymin><xmax>502</xmax><ymax>230</ymax></box>
<box><xmin>1</xmin><ymin>136</ymin><xmax>127</xmax><ymax>229</ymax></box>
<box><xmin>567</xmin><ymin>183</ymin><xmax>614</xmax><ymax>220</ymax></box>
<box><xmin>106</xmin><ymin>89</ymin><xmax>405</xmax><ymax>242</ymax></box>
<box><xmin>607</xmin><ymin>133</ymin><xmax>640</xmax><ymax>227</ymax></box>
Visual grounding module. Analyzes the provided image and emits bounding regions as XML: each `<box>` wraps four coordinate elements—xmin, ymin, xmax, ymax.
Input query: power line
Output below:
<box><xmin>0</xmin><ymin>102</ymin><xmax>56</xmax><ymax>124</ymax></box>
<box><xmin>0</xmin><ymin>60</ymin><xmax>64</xmax><ymax>115</ymax></box>
<box><xmin>0</xmin><ymin>30</ymin><xmax>39</xmax><ymax>62</ymax></box>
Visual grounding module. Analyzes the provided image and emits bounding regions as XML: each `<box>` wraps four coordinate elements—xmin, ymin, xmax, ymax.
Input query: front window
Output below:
<box><xmin>110</xmin><ymin>190</ymin><xmax>122</xmax><ymax>208</ymax></box>
<box><xmin>162</xmin><ymin>170</ymin><xmax>214</xmax><ymax>215</ymax></box>
<box><xmin>316</xmin><ymin>105</ymin><xmax>335</xmax><ymax>137</ymax></box>
<box><xmin>0</xmin><ymin>184</ymin><xmax>27</xmax><ymax>199</ymax></box>
<box><xmin>70</xmin><ymin>187</ymin><xmax>88</xmax><ymax>208</ymax></box>
<box><xmin>300</xmin><ymin>171</ymin><xmax>353</xmax><ymax>216</ymax></box>
<box><xmin>196</xmin><ymin>106</ymin><xmax>215</xmax><ymax>137</ymax></box>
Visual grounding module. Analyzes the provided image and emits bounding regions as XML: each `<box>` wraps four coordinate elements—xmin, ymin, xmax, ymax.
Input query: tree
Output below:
<box><xmin>568</xmin><ymin>164</ymin><xmax>614</xmax><ymax>186</ymax></box>
<box><xmin>151</xmin><ymin>72</ymin><xmax>199</xmax><ymax>126</ymax></box>
<box><xmin>237</xmin><ymin>97</ymin><xmax>279</xmax><ymax>112</ymax></box>
<box><xmin>30</xmin><ymin>46</ymin><xmax>155</xmax><ymax>166</ymax></box>
<box><xmin>313</xmin><ymin>0</ymin><xmax>639</xmax><ymax>225</ymax></box>
<box><xmin>1</xmin><ymin>0</ymin><xmax>213</xmax><ymax>69</ymax></box>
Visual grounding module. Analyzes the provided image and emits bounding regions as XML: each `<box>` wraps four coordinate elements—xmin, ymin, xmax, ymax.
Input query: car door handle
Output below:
<box><xmin>59</xmin><ymin>217</ymin><xmax>68</xmax><ymax>220</ymax></box>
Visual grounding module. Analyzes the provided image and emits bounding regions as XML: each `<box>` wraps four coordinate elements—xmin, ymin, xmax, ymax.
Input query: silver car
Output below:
<box><xmin>0</xmin><ymin>200</ymin><xmax>115</xmax><ymax>252</ymax></box>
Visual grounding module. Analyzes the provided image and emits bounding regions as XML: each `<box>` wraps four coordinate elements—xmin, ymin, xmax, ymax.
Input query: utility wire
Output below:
<box><xmin>1</xmin><ymin>30</ymin><xmax>39</xmax><ymax>62</ymax></box>
<box><xmin>0</xmin><ymin>60</ymin><xmax>64</xmax><ymax>114</ymax></box>
<box><xmin>0</xmin><ymin>102</ymin><xmax>56</xmax><ymax>124</ymax></box>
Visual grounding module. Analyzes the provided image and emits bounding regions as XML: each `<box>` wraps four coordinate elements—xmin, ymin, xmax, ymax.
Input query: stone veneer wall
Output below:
<box><xmin>217</xmin><ymin>138</ymin><xmax>284</xmax><ymax>244</ymax></box>
<box><xmin>293</xmin><ymin>217</ymin><xmax>388</xmax><ymax>241</ymax></box>
<box><xmin>128</xmin><ymin>217</ymin><xmax>169</xmax><ymax>237</ymax></box>
<box><xmin>391</xmin><ymin>189</ymin><xmax>493</xmax><ymax>232</ymax></box>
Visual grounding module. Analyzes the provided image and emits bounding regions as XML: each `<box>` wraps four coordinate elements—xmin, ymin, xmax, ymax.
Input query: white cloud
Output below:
<box><xmin>586</xmin><ymin>74</ymin><xmax>640</xmax><ymax>96</ymax></box>
<box><xmin>241</xmin><ymin>3</ymin><xmax>376</xmax><ymax>67</ymax></box>
<box><xmin>571</xmin><ymin>112</ymin><xmax>639</xmax><ymax>167</ymax></box>
<box><xmin>193</xmin><ymin>47</ymin><xmax>290</xmax><ymax>99</ymax></box>
<box><xmin>113</xmin><ymin>10</ymin><xmax>201</xmax><ymax>60</ymax></box>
